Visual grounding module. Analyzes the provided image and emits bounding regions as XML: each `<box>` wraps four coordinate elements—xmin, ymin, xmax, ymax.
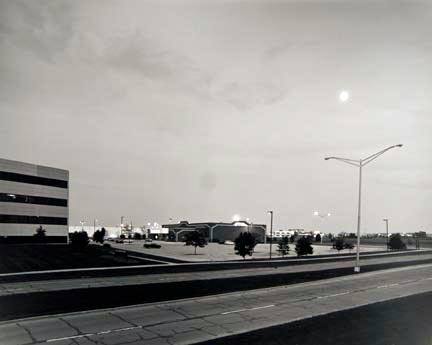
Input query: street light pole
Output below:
<box><xmin>313</xmin><ymin>211</ymin><xmax>331</xmax><ymax>243</ymax></box>
<box><xmin>267</xmin><ymin>210</ymin><xmax>274</xmax><ymax>259</ymax></box>
<box><xmin>120</xmin><ymin>216</ymin><xmax>125</xmax><ymax>237</ymax></box>
<box><xmin>325</xmin><ymin>144</ymin><xmax>403</xmax><ymax>273</ymax></box>
<box><xmin>383</xmin><ymin>218</ymin><xmax>389</xmax><ymax>251</ymax></box>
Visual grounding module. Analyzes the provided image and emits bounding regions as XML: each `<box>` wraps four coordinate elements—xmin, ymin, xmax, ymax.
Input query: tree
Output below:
<box><xmin>33</xmin><ymin>225</ymin><xmax>46</xmax><ymax>243</ymax></box>
<box><xmin>315</xmin><ymin>233</ymin><xmax>322</xmax><ymax>242</ymax></box>
<box><xmin>290</xmin><ymin>234</ymin><xmax>297</xmax><ymax>243</ymax></box>
<box><xmin>295</xmin><ymin>236</ymin><xmax>313</xmax><ymax>257</ymax></box>
<box><xmin>388</xmin><ymin>233</ymin><xmax>407</xmax><ymax>250</ymax></box>
<box><xmin>93</xmin><ymin>227</ymin><xmax>106</xmax><ymax>244</ymax></box>
<box><xmin>69</xmin><ymin>231</ymin><xmax>89</xmax><ymax>249</ymax></box>
<box><xmin>333</xmin><ymin>237</ymin><xmax>345</xmax><ymax>252</ymax></box>
<box><xmin>184</xmin><ymin>231</ymin><xmax>207</xmax><ymax>254</ymax></box>
<box><xmin>234</xmin><ymin>232</ymin><xmax>257</xmax><ymax>259</ymax></box>
<box><xmin>277</xmin><ymin>236</ymin><xmax>290</xmax><ymax>257</ymax></box>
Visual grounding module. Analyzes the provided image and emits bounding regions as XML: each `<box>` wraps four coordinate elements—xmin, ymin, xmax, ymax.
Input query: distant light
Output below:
<box><xmin>232</xmin><ymin>214</ymin><xmax>241</xmax><ymax>222</ymax></box>
<box><xmin>339</xmin><ymin>90</ymin><xmax>350</xmax><ymax>102</ymax></box>
<box><xmin>313</xmin><ymin>211</ymin><xmax>319</xmax><ymax>216</ymax></box>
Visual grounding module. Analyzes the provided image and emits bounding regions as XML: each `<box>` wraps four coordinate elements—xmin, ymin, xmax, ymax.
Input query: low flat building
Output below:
<box><xmin>0</xmin><ymin>158</ymin><xmax>69</xmax><ymax>243</ymax></box>
<box><xmin>162</xmin><ymin>220</ymin><xmax>266</xmax><ymax>243</ymax></box>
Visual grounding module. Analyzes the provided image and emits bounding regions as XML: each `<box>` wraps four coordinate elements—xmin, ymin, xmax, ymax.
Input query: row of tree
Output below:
<box><xmin>183</xmin><ymin>231</ymin><xmax>315</xmax><ymax>259</ymax></box>
<box><xmin>183</xmin><ymin>231</ymin><xmax>407</xmax><ymax>259</ymax></box>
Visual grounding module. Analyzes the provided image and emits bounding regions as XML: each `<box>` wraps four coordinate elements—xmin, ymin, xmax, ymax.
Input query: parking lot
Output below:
<box><xmin>111</xmin><ymin>240</ymin><xmax>387</xmax><ymax>262</ymax></box>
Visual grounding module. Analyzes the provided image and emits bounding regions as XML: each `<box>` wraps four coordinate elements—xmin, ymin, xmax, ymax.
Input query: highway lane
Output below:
<box><xmin>1</xmin><ymin>263</ymin><xmax>432</xmax><ymax>345</ymax></box>
<box><xmin>1</xmin><ymin>251</ymin><xmax>432</xmax><ymax>296</ymax></box>
<box><xmin>1</xmin><ymin>249</ymin><xmax>429</xmax><ymax>284</ymax></box>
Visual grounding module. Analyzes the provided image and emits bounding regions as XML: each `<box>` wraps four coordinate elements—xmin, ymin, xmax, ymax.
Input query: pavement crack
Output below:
<box><xmin>16</xmin><ymin>323</ymin><xmax>37</xmax><ymax>343</ymax></box>
<box><xmin>59</xmin><ymin>317</ymin><xmax>82</xmax><ymax>334</ymax></box>
<box><xmin>109</xmin><ymin>312</ymin><xmax>137</xmax><ymax>327</ymax></box>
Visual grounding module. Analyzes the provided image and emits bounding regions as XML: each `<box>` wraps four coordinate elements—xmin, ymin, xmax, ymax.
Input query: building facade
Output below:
<box><xmin>162</xmin><ymin>220</ymin><xmax>266</xmax><ymax>243</ymax></box>
<box><xmin>0</xmin><ymin>158</ymin><xmax>69</xmax><ymax>243</ymax></box>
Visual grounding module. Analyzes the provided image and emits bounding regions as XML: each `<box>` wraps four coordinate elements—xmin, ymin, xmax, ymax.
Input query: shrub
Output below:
<box><xmin>333</xmin><ymin>237</ymin><xmax>345</xmax><ymax>252</ymax></box>
<box><xmin>344</xmin><ymin>242</ymin><xmax>355</xmax><ymax>250</ymax></box>
<box><xmin>93</xmin><ymin>228</ymin><xmax>106</xmax><ymax>244</ymax></box>
<box><xmin>315</xmin><ymin>234</ymin><xmax>321</xmax><ymax>242</ymax></box>
<box><xmin>277</xmin><ymin>236</ymin><xmax>290</xmax><ymax>257</ymax></box>
<box><xmin>69</xmin><ymin>231</ymin><xmax>89</xmax><ymax>249</ymax></box>
<box><xmin>234</xmin><ymin>232</ymin><xmax>257</xmax><ymax>259</ymax></box>
<box><xmin>133</xmin><ymin>233</ymin><xmax>142</xmax><ymax>240</ymax></box>
<box><xmin>33</xmin><ymin>226</ymin><xmax>46</xmax><ymax>243</ymax></box>
<box><xmin>295</xmin><ymin>236</ymin><xmax>313</xmax><ymax>257</ymax></box>
<box><xmin>102</xmin><ymin>243</ymin><xmax>111</xmax><ymax>249</ymax></box>
<box><xmin>389</xmin><ymin>233</ymin><xmax>407</xmax><ymax>250</ymax></box>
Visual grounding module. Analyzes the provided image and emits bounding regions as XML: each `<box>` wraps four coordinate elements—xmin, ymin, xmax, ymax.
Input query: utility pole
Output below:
<box><xmin>267</xmin><ymin>211</ymin><xmax>274</xmax><ymax>259</ymax></box>
<box><xmin>383</xmin><ymin>218</ymin><xmax>389</xmax><ymax>251</ymax></box>
<box><xmin>120</xmin><ymin>216</ymin><xmax>125</xmax><ymax>237</ymax></box>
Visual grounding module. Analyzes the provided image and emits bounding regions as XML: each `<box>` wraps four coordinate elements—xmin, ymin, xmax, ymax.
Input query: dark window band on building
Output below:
<box><xmin>0</xmin><ymin>215</ymin><xmax>68</xmax><ymax>225</ymax></box>
<box><xmin>0</xmin><ymin>193</ymin><xmax>68</xmax><ymax>207</ymax></box>
<box><xmin>0</xmin><ymin>171</ymin><xmax>68</xmax><ymax>189</ymax></box>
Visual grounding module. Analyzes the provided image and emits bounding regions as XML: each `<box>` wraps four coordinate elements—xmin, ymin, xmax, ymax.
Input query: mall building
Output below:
<box><xmin>0</xmin><ymin>158</ymin><xmax>69</xmax><ymax>243</ymax></box>
<box><xmin>162</xmin><ymin>220</ymin><xmax>266</xmax><ymax>243</ymax></box>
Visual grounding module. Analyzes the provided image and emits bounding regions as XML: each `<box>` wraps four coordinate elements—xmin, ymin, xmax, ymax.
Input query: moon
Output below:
<box><xmin>339</xmin><ymin>90</ymin><xmax>350</xmax><ymax>102</ymax></box>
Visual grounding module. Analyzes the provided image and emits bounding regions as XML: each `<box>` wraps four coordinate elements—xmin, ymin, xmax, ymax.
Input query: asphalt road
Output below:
<box><xmin>1</xmin><ymin>263</ymin><xmax>432</xmax><ymax>345</ymax></box>
<box><xmin>197</xmin><ymin>290</ymin><xmax>432</xmax><ymax>345</ymax></box>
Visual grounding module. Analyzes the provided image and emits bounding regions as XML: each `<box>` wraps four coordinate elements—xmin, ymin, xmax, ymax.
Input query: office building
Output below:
<box><xmin>0</xmin><ymin>158</ymin><xmax>69</xmax><ymax>243</ymax></box>
<box><xmin>162</xmin><ymin>220</ymin><xmax>266</xmax><ymax>243</ymax></box>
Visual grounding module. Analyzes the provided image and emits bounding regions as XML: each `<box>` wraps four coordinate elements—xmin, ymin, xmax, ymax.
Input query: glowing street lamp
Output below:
<box><xmin>232</xmin><ymin>214</ymin><xmax>241</xmax><ymax>222</ymax></box>
<box><xmin>325</xmin><ymin>144</ymin><xmax>403</xmax><ymax>272</ymax></box>
<box><xmin>339</xmin><ymin>90</ymin><xmax>350</xmax><ymax>102</ymax></box>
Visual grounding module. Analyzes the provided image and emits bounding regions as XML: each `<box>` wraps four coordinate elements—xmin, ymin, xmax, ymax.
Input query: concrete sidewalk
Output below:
<box><xmin>1</xmin><ymin>263</ymin><xmax>432</xmax><ymax>345</ymax></box>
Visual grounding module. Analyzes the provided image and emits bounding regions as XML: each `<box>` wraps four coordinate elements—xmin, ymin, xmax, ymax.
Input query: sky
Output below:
<box><xmin>0</xmin><ymin>0</ymin><xmax>431</xmax><ymax>234</ymax></box>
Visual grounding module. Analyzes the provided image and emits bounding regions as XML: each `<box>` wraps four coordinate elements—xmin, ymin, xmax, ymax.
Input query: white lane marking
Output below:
<box><xmin>46</xmin><ymin>326</ymin><xmax>143</xmax><ymax>342</ymax></box>
<box><xmin>377</xmin><ymin>285</ymin><xmax>388</xmax><ymax>289</ymax></box>
<box><xmin>221</xmin><ymin>308</ymin><xmax>249</xmax><ymax>315</ymax></box>
<box><xmin>46</xmin><ymin>334</ymin><xmax>94</xmax><ymax>342</ymax></box>
<box><xmin>317</xmin><ymin>291</ymin><xmax>350</xmax><ymax>299</ymax></box>
<box><xmin>250</xmin><ymin>304</ymin><xmax>275</xmax><ymax>311</ymax></box>
<box><xmin>112</xmin><ymin>326</ymin><xmax>141</xmax><ymax>332</ymax></box>
<box><xmin>221</xmin><ymin>304</ymin><xmax>275</xmax><ymax>315</ymax></box>
<box><xmin>97</xmin><ymin>330</ymin><xmax>112</xmax><ymax>335</ymax></box>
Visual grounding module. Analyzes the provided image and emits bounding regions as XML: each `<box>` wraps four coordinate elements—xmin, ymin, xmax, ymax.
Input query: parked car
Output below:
<box><xmin>224</xmin><ymin>240</ymin><xmax>234</xmax><ymax>245</ymax></box>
